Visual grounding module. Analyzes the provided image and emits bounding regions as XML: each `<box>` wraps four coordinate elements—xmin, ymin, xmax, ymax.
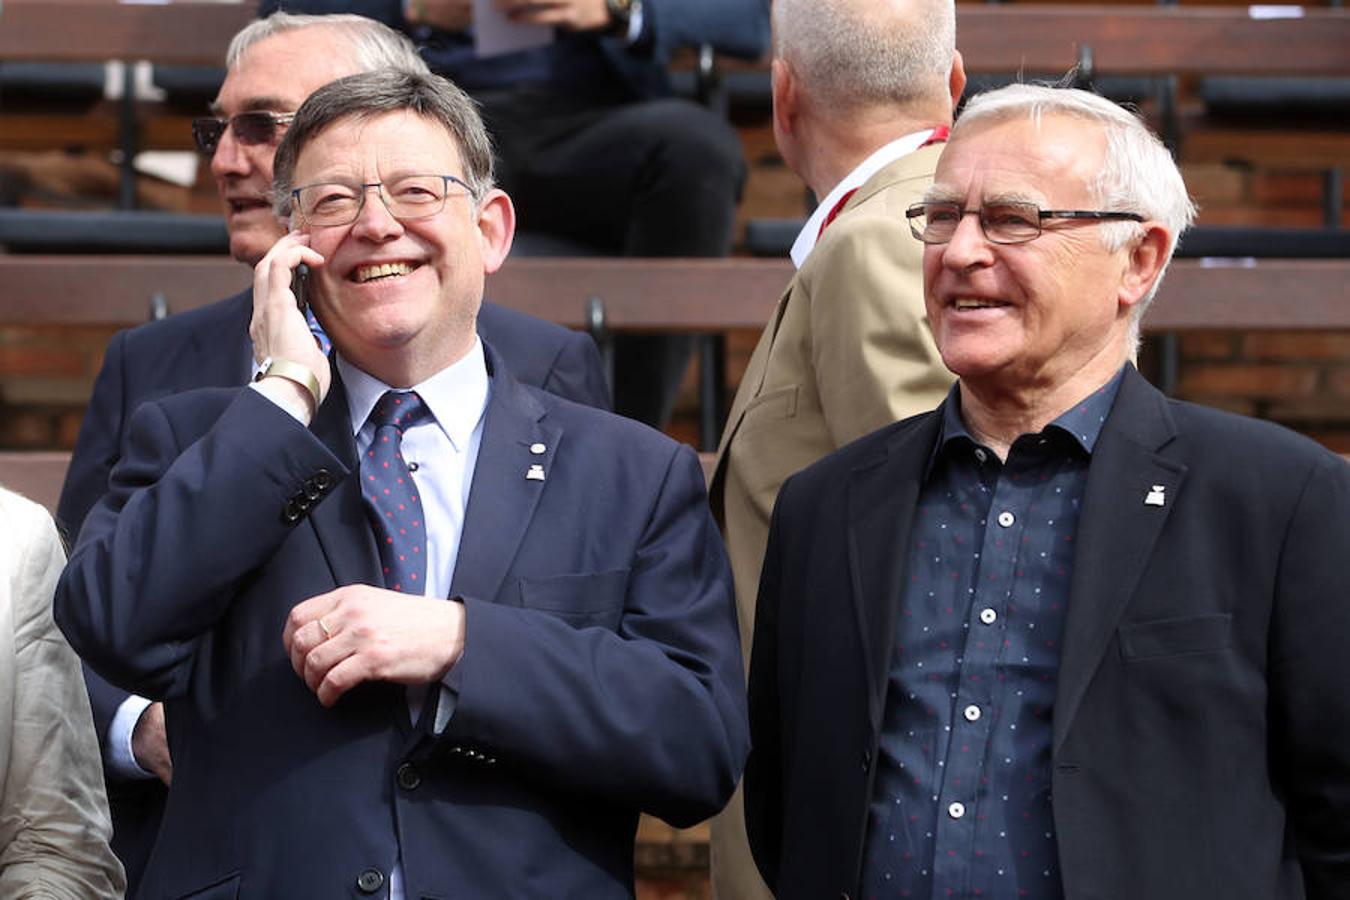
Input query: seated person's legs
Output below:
<box><xmin>484</xmin><ymin>93</ymin><xmax>746</xmax><ymax>425</ymax></box>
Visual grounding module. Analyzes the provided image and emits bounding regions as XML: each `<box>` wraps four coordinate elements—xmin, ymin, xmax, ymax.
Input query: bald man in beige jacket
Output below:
<box><xmin>707</xmin><ymin>0</ymin><xmax>965</xmax><ymax>896</ymax></box>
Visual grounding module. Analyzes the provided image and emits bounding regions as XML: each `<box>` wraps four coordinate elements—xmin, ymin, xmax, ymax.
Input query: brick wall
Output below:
<box><xmin>0</xmin><ymin>323</ymin><xmax>114</xmax><ymax>451</ymax></box>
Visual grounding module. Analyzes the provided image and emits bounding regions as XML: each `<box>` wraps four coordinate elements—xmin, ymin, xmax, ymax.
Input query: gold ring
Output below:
<box><xmin>318</xmin><ymin>617</ymin><xmax>332</xmax><ymax>640</ymax></box>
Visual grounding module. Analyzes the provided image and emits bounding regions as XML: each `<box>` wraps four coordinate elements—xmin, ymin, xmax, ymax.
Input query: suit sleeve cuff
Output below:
<box><xmin>108</xmin><ymin>694</ymin><xmax>157</xmax><ymax>780</ymax></box>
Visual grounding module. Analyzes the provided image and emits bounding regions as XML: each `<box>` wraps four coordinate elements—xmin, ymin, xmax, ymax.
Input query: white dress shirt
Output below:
<box><xmin>789</xmin><ymin>128</ymin><xmax>944</xmax><ymax>269</ymax></box>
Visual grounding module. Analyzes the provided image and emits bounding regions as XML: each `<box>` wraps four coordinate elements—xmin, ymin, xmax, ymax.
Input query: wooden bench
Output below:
<box><xmin>4</xmin><ymin>254</ymin><xmax>1348</xmax><ymax>332</ymax></box>
<box><xmin>3</xmin><ymin>253</ymin><xmax>1347</xmax><ymax>447</ymax></box>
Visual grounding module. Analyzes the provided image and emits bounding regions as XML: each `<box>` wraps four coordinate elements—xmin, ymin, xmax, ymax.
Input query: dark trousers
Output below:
<box><xmin>478</xmin><ymin>89</ymin><xmax>746</xmax><ymax>427</ymax></box>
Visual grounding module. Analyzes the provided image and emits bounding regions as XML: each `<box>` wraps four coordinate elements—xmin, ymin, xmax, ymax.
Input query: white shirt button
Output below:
<box><xmin>997</xmin><ymin>511</ymin><xmax>1015</xmax><ymax>527</ymax></box>
<box><xmin>948</xmin><ymin>801</ymin><xmax>966</xmax><ymax>819</ymax></box>
<box><xmin>974</xmin><ymin>448</ymin><xmax>988</xmax><ymax>463</ymax></box>
<box><xmin>979</xmin><ymin>608</ymin><xmax>997</xmax><ymax>625</ymax></box>
<box><xmin>963</xmin><ymin>705</ymin><xmax>981</xmax><ymax>722</ymax></box>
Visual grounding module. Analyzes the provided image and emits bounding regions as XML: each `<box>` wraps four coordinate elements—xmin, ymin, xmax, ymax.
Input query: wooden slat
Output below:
<box><xmin>486</xmin><ymin>258</ymin><xmax>793</xmax><ymax>330</ymax></box>
<box><xmin>0</xmin><ymin>256</ymin><xmax>249</xmax><ymax>324</ymax></box>
<box><xmin>0</xmin><ymin>0</ymin><xmax>258</xmax><ymax>65</ymax></box>
<box><xmin>1180</xmin><ymin>126</ymin><xmax>1350</xmax><ymax>169</ymax></box>
<box><xmin>1144</xmin><ymin>259</ymin><xmax>1350</xmax><ymax>331</ymax></box>
<box><xmin>955</xmin><ymin>5</ymin><xmax>1350</xmax><ymax>77</ymax></box>
<box><xmin>705</xmin><ymin>5</ymin><xmax>1350</xmax><ymax>78</ymax></box>
<box><xmin>1</xmin><ymin>255</ymin><xmax>1347</xmax><ymax>333</ymax></box>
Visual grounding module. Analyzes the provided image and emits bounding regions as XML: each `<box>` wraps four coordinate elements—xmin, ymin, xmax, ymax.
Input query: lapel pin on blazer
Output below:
<box><xmin>530</xmin><ymin>442</ymin><xmax>546</xmax><ymax>455</ymax></box>
<box><xmin>1144</xmin><ymin>484</ymin><xmax>1166</xmax><ymax>507</ymax></box>
<box><xmin>527</xmin><ymin>464</ymin><xmax>546</xmax><ymax>481</ymax></box>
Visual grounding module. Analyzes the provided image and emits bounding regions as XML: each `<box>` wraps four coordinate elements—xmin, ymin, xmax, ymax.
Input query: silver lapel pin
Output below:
<box><xmin>526</xmin><ymin>464</ymin><xmax>546</xmax><ymax>482</ymax></box>
<box><xmin>1144</xmin><ymin>484</ymin><xmax>1166</xmax><ymax>507</ymax></box>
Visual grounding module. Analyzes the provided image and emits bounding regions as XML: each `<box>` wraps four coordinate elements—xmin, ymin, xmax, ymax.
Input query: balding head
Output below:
<box><xmin>772</xmin><ymin>0</ymin><xmax>956</xmax><ymax>115</ymax></box>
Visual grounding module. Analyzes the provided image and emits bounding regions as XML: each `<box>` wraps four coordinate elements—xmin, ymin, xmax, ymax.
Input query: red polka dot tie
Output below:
<box><xmin>361</xmin><ymin>390</ymin><xmax>432</xmax><ymax>593</ymax></box>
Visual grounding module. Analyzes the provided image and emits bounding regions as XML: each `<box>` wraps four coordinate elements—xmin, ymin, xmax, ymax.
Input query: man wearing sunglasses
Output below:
<box><xmin>746</xmin><ymin>84</ymin><xmax>1350</xmax><ymax>899</ymax></box>
<box><xmin>57</xmin><ymin>68</ymin><xmax>746</xmax><ymax>899</ymax></box>
<box><xmin>56</xmin><ymin>12</ymin><xmax>608</xmax><ymax>893</ymax></box>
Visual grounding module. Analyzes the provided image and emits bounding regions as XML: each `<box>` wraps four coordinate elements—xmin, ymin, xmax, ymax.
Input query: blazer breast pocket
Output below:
<box><xmin>518</xmin><ymin>569</ymin><xmax>629</xmax><ymax>631</ymax></box>
<box><xmin>175</xmin><ymin>872</ymin><xmax>240</xmax><ymax>900</ymax></box>
<box><xmin>733</xmin><ymin>384</ymin><xmax>804</xmax><ymax>499</ymax></box>
<box><xmin>1118</xmin><ymin>613</ymin><xmax>1233</xmax><ymax>661</ymax></box>
<box><xmin>741</xmin><ymin>383</ymin><xmax>799</xmax><ymax>423</ymax></box>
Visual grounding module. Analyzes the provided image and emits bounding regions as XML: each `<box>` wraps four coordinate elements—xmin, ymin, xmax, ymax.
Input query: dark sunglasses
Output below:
<box><xmin>191</xmin><ymin>111</ymin><xmax>297</xmax><ymax>157</ymax></box>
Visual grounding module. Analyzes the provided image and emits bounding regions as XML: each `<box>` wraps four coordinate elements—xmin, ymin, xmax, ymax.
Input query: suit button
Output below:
<box><xmin>397</xmin><ymin>762</ymin><xmax>421</xmax><ymax>790</ymax></box>
<box><xmin>281</xmin><ymin>501</ymin><xmax>302</xmax><ymax>524</ymax></box>
<box><xmin>312</xmin><ymin>468</ymin><xmax>333</xmax><ymax>490</ymax></box>
<box><xmin>356</xmin><ymin>868</ymin><xmax>384</xmax><ymax>894</ymax></box>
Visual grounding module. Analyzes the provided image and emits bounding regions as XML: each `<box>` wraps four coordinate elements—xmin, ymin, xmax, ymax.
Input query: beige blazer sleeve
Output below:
<box><xmin>0</xmin><ymin>488</ymin><xmax>125</xmax><ymax>899</ymax></box>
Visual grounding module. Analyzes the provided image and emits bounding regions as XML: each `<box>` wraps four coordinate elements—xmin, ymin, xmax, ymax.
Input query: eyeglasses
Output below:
<box><xmin>906</xmin><ymin>201</ymin><xmax>1144</xmax><ymax>245</ymax></box>
<box><xmin>192</xmin><ymin>111</ymin><xmax>297</xmax><ymax>157</ymax></box>
<box><xmin>291</xmin><ymin>175</ymin><xmax>475</xmax><ymax>227</ymax></box>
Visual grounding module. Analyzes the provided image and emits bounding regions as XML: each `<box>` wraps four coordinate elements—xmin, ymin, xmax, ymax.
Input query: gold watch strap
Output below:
<box><xmin>255</xmin><ymin>357</ymin><xmax>322</xmax><ymax>411</ymax></box>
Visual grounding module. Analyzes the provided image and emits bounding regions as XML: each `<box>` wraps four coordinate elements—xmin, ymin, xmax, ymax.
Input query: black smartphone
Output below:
<box><xmin>291</xmin><ymin>263</ymin><xmax>310</xmax><ymax>313</ymax></box>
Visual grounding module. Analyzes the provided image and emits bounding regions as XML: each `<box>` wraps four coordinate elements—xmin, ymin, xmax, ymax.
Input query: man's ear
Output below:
<box><xmin>771</xmin><ymin>58</ymin><xmax>798</xmax><ymax>140</ymax></box>
<box><xmin>1118</xmin><ymin>223</ymin><xmax>1171</xmax><ymax>313</ymax></box>
<box><xmin>948</xmin><ymin>50</ymin><xmax>967</xmax><ymax>111</ymax></box>
<box><xmin>475</xmin><ymin>189</ymin><xmax>515</xmax><ymax>275</ymax></box>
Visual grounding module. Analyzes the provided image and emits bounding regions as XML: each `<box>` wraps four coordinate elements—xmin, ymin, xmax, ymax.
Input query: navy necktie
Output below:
<box><xmin>361</xmin><ymin>390</ymin><xmax>432</xmax><ymax>594</ymax></box>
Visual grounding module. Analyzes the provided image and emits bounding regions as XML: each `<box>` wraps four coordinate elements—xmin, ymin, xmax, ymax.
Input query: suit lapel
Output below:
<box><xmin>711</xmin><ymin>281</ymin><xmax>793</xmax><ymax>496</ymax></box>
<box><xmin>449</xmin><ymin>347</ymin><xmax>557</xmax><ymax>606</ymax></box>
<box><xmin>846</xmin><ymin>414</ymin><xmax>942</xmax><ymax>728</ymax></box>
<box><xmin>1053</xmin><ymin>368</ymin><xmax>1188</xmax><ymax>752</ymax></box>
<box><xmin>307</xmin><ymin>371</ymin><xmax>383</xmax><ymax>588</ymax></box>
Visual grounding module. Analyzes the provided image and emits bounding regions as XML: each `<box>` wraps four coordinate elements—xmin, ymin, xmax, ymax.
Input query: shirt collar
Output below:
<box><xmin>337</xmin><ymin>337</ymin><xmax>490</xmax><ymax>453</ymax></box>
<box><xmin>927</xmin><ymin>366</ymin><xmax>1129</xmax><ymax>476</ymax></box>
<box><xmin>791</xmin><ymin>128</ymin><xmax>943</xmax><ymax>269</ymax></box>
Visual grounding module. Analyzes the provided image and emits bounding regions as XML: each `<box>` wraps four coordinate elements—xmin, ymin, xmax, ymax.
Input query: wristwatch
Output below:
<box><xmin>254</xmin><ymin>357</ymin><xmax>322</xmax><ymax>411</ymax></box>
<box><xmin>604</xmin><ymin>0</ymin><xmax>640</xmax><ymax>38</ymax></box>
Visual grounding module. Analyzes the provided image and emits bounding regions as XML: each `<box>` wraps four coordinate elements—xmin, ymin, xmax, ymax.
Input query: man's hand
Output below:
<box><xmin>250</xmin><ymin>231</ymin><xmax>331</xmax><ymax>410</ymax></box>
<box><xmin>405</xmin><ymin>0</ymin><xmax>472</xmax><ymax>31</ymax></box>
<box><xmin>132</xmin><ymin>702</ymin><xmax>173</xmax><ymax>786</ymax></box>
<box><xmin>282</xmin><ymin>586</ymin><xmax>467</xmax><ymax>707</ymax></box>
<box><xmin>496</xmin><ymin>0</ymin><xmax>611</xmax><ymax>32</ymax></box>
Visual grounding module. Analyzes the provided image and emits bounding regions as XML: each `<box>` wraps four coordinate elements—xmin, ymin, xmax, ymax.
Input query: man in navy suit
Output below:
<box><xmin>55</xmin><ymin>12</ymin><xmax>608</xmax><ymax>892</ymax></box>
<box><xmin>746</xmin><ymin>84</ymin><xmax>1350</xmax><ymax>899</ymax></box>
<box><xmin>56</xmin><ymin>68</ymin><xmax>746</xmax><ymax>898</ymax></box>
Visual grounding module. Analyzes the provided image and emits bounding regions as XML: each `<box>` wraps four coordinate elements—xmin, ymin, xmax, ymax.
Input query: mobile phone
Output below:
<box><xmin>291</xmin><ymin>263</ymin><xmax>310</xmax><ymax>313</ymax></box>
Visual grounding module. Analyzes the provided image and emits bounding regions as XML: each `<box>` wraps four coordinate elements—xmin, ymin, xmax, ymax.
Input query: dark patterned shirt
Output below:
<box><xmin>860</xmin><ymin>370</ymin><xmax>1124</xmax><ymax>899</ymax></box>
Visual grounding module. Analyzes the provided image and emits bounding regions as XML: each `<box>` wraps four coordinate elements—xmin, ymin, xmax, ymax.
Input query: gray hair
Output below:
<box><xmin>226</xmin><ymin>11</ymin><xmax>429</xmax><ymax>76</ymax></box>
<box><xmin>273</xmin><ymin>69</ymin><xmax>496</xmax><ymax>217</ymax></box>
<box><xmin>772</xmin><ymin>0</ymin><xmax>956</xmax><ymax>112</ymax></box>
<box><xmin>954</xmin><ymin>84</ymin><xmax>1197</xmax><ymax>342</ymax></box>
